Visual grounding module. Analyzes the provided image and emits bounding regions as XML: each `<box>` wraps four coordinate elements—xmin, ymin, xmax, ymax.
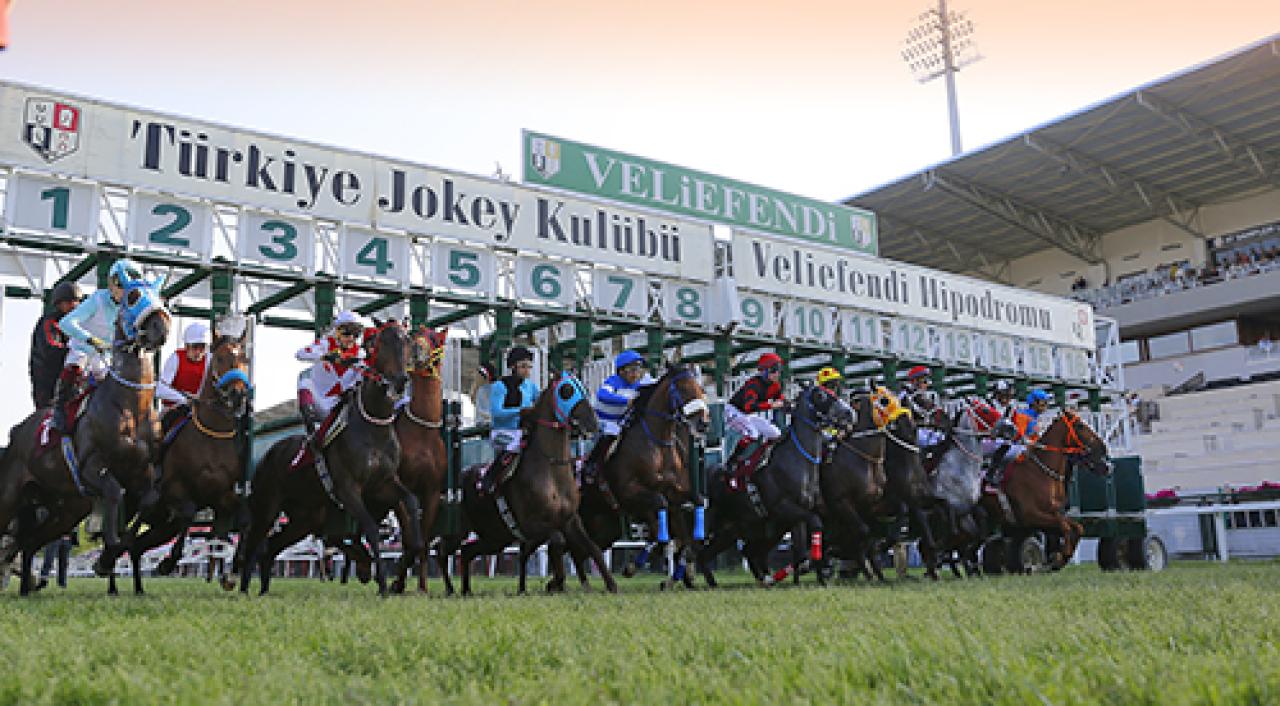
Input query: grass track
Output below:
<box><xmin>1</xmin><ymin>562</ymin><xmax>1278</xmax><ymax>705</ymax></box>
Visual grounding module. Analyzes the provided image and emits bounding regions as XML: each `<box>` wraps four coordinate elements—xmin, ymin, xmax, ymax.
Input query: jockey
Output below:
<box><xmin>157</xmin><ymin>322</ymin><xmax>211</xmax><ymax>411</ymax></box>
<box><xmin>987</xmin><ymin>389</ymin><xmax>1052</xmax><ymax>483</ymax></box>
<box><xmin>905</xmin><ymin>365</ymin><xmax>945</xmax><ymax>457</ymax></box>
<box><xmin>50</xmin><ymin>259</ymin><xmax>142</xmax><ymax>432</ymax></box>
<box><xmin>480</xmin><ymin>346</ymin><xmax>540</xmax><ymax>495</ymax></box>
<box><xmin>295</xmin><ymin>310</ymin><xmax>366</xmax><ymax>434</ymax></box>
<box><xmin>29</xmin><ymin>281</ymin><xmax>83</xmax><ymax>409</ymax></box>
<box><xmin>724</xmin><ymin>351</ymin><xmax>786</xmax><ymax>474</ymax></box>
<box><xmin>816</xmin><ymin>366</ymin><xmax>843</xmax><ymax>396</ymax></box>
<box><xmin>581</xmin><ymin>350</ymin><xmax>654</xmax><ymax>484</ymax></box>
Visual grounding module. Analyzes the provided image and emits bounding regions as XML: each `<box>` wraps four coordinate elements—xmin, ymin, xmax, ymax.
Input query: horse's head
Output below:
<box><xmin>547</xmin><ymin>371</ymin><xmax>597</xmax><ymax>437</ymax></box>
<box><xmin>800</xmin><ymin>382</ymin><xmax>855</xmax><ymax>432</ymax></box>
<box><xmin>116</xmin><ymin>278</ymin><xmax>171</xmax><ymax>352</ymax></box>
<box><xmin>1055</xmin><ymin>409</ymin><xmax>1111</xmax><ymax>477</ymax></box>
<box><xmin>665</xmin><ymin>363</ymin><xmax>710</xmax><ymax>436</ymax></box>
<box><xmin>847</xmin><ymin>393</ymin><xmax>878</xmax><ymax>434</ymax></box>
<box><xmin>207</xmin><ymin>322</ymin><xmax>252</xmax><ymax>418</ymax></box>
<box><xmin>365</xmin><ymin>319</ymin><xmax>411</xmax><ymax>401</ymax></box>
<box><xmin>408</xmin><ymin>325</ymin><xmax>449</xmax><ymax>379</ymax></box>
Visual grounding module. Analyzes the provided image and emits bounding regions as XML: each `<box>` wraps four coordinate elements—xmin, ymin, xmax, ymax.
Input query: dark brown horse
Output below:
<box><xmin>0</xmin><ymin>281</ymin><xmax>171</xmax><ymax>595</ymax></box>
<box><xmin>980</xmin><ymin>409</ymin><xmax>1110</xmax><ymax>569</ymax></box>
<box><xmin>114</xmin><ymin>321</ymin><xmax>252</xmax><ymax>594</ymax></box>
<box><xmin>231</xmin><ymin>320</ymin><xmax>416</xmax><ymax>596</ymax></box>
<box><xmin>818</xmin><ymin>393</ymin><xmax>887</xmax><ymax>580</ymax></box>
<box><xmin>875</xmin><ymin>395</ymin><xmax>942</xmax><ymax>581</ymax></box>
<box><xmin>570</xmin><ymin>364</ymin><xmax>710</xmax><ymax>589</ymax></box>
<box><xmin>440</xmin><ymin>372</ymin><xmax>618</xmax><ymax>596</ymax></box>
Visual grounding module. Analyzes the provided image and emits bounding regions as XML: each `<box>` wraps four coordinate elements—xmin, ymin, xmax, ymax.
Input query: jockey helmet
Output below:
<box><xmin>333</xmin><ymin>310</ymin><xmax>363</xmax><ymax>336</ymax></box>
<box><xmin>614</xmin><ymin>349</ymin><xmax>645</xmax><ymax>371</ymax></box>
<box><xmin>108</xmin><ymin>259</ymin><xmax>144</xmax><ymax>287</ymax></box>
<box><xmin>507</xmin><ymin>346</ymin><xmax>534</xmax><ymax>368</ymax></box>
<box><xmin>971</xmin><ymin>400</ymin><xmax>1001</xmax><ymax>430</ymax></box>
<box><xmin>906</xmin><ymin>365</ymin><xmax>930</xmax><ymax>381</ymax></box>
<box><xmin>183</xmin><ymin>322</ymin><xmax>211</xmax><ymax>345</ymax></box>
<box><xmin>992</xmin><ymin>379</ymin><xmax>1012</xmax><ymax>396</ymax></box>
<box><xmin>1026</xmin><ymin>389</ymin><xmax>1052</xmax><ymax>406</ymax></box>
<box><xmin>757</xmin><ymin>352</ymin><xmax>782</xmax><ymax>371</ymax></box>
<box><xmin>50</xmin><ymin>281</ymin><xmax>84</xmax><ymax>305</ymax></box>
<box><xmin>816</xmin><ymin>367</ymin><xmax>843</xmax><ymax>386</ymax></box>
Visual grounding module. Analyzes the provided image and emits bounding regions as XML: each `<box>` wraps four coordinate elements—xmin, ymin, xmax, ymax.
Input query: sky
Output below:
<box><xmin>2</xmin><ymin>0</ymin><xmax>1279</xmax><ymax>426</ymax></box>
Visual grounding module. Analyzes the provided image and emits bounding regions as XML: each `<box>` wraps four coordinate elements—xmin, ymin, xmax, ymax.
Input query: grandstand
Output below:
<box><xmin>842</xmin><ymin>34</ymin><xmax>1280</xmax><ymax>499</ymax></box>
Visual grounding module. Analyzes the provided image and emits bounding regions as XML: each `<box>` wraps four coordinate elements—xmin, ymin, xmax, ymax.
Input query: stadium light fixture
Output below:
<box><xmin>901</xmin><ymin>0</ymin><xmax>983</xmax><ymax>156</ymax></box>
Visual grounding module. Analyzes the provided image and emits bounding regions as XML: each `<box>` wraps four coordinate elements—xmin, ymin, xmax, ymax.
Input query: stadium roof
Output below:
<box><xmin>842</xmin><ymin>34</ymin><xmax>1280</xmax><ymax>279</ymax></box>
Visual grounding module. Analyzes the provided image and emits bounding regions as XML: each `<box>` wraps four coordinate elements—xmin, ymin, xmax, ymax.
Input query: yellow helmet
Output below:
<box><xmin>816</xmin><ymin>367</ymin><xmax>843</xmax><ymax>386</ymax></box>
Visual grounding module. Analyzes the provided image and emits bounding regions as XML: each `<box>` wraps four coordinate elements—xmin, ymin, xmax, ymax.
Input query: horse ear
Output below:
<box><xmin>370</xmin><ymin>316</ymin><xmax>383</xmax><ymax>328</ymax></box>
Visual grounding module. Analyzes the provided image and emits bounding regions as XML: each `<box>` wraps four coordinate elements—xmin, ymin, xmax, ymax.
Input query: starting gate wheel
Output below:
<box><xmin>1008</xmin><ymin>536</ymin><xmax>1047</xmax><ymax>574</ymax></box>
<box><xmin>980</xmin><ymin>538</ymin><xmax>1007</xmax><ymax>575</ymax></box>
<box><xmin>1126</xmin><ymin>535</ymin><xmax>1167</xmax><ymax>572</ymax></box>
<box><xmin>1096</xmin><ymin>537</ymin><xmax>1122</xmax><ymax>571</ymax></box>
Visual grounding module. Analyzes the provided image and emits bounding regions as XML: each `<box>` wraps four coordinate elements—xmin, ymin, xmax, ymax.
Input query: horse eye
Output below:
<box><xmin>126</xmin><ymin>289</ymin><xmax>141</xmax><ymax>306</ymax></box>
<box><xmin>558</xmin><ymin>384</ymin><xmax>575</xmax><ymax>401</ymax></box>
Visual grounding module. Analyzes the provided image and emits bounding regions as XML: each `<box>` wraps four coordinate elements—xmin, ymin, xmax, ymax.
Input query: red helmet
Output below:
<box><xmin>906</xmin><ymin>365</ymin><xmax>930</xmax><ymax>380</ymax></box>
<box><xmin>971</xmin><ymin>401</ymin><xmax>1001</xmax><ymax>430</ymax></box>
<box><xmin>758</xmin><ymin>352</ymin><xmax>783</xmax><ymax>370</ymax></box>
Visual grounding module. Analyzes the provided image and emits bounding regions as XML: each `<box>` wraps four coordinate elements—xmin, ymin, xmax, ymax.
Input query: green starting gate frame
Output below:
<box><xmin>0</xmin><ymin>79</ymin><xmax>1132</xmax><ymax>543</ymax></box>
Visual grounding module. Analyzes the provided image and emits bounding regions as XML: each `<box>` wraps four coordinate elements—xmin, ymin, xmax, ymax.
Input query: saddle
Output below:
<box><xmin>33</xmin><ymin>385</ymin><xmax>94</xmax><ymax>457</ymax></box>
<box><xmin>726</xmin><ymin>443</ymin><xmax>772</xmax><ymax>493</ymax></box>
<box><xmin>288</xmin><ymin>401</ymin><xmax>350</xmax><ymax>472</ymax></box>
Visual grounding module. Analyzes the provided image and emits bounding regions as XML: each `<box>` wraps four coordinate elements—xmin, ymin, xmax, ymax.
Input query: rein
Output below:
<box><xmin>108</xmin><ymin>365</ymin><xmax>156</xmax><ymax>391</ymax></box>
<box><xmin>190</xmin><ymin>404</ymin><xmax>237</xmax><ymax>439</ymax></box>
<box><xmin>355</xmin><ymin>383</ymin><xmax>397</xmax><ymax>426</ymax></box>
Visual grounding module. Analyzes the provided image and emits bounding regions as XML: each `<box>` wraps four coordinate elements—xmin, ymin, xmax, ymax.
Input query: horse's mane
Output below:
<box><xmin>618</xmin><ymin>364</ymin><xmax>688</xmax><ymax>432</ymax></box>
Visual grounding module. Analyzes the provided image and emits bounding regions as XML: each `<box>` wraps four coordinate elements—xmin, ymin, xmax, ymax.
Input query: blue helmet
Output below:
<box><xmin>108</xmin><ymin>259</ymin><xmax>144</xmax><ymax>287</ymax></box>
<box><xmin>1026</xmin><ymin>389</ymin><xmax>1052</xmax><ymax>406</ymax></box>
<box><xmin>614</xmin><ymin>349</ymin><xmax>645</xmax><ymax>372</ymax></box>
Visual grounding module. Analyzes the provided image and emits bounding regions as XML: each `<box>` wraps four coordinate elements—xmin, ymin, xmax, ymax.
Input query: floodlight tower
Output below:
<box><xmin>902</xmin><ymin>0</ymin><xmax>981</xmax><ymax>156</ymax></box>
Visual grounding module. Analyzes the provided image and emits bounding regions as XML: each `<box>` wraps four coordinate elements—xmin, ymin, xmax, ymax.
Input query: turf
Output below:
<box><xmin>1</xmin><ymin>562</ymin><xmax>1277</xmax><ymax>705</ymax></box>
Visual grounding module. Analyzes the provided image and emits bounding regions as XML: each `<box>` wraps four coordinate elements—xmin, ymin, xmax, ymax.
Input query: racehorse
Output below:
<box><xmin>231</xmin><ymin>320</ymin><xmax>416</xmax><ymax>596</ymax></box>
<box><xmin>980</xmin><ymin>408</ymin><xmax>1110</xmax><ymax>569</ymax></box>
<box><xmin>927</xmin><ymin>399</ymin><xmax>995</xmax><ymax>577</ymax></box>
<box><xmin>114</xmin><ymin>318</ymin><xmax>252</xmax><ymax>594</ymax></box>
<box><xmin>384</xmin><ymin>325</ymin><xmax>448</xmax><ymax>594</ymax></box>
<box><xmin>439</xmin><ymin>372</ymin><xmax>618</xmax><ymax>596</ymax></box>
<box><xmin>0</xmin><ymin>277</ymin><xmax>170</xmax><ymax>595</ymax></box>
<box><xmin>875</xmin><ymin>391</ymin><xmax>942</xmax><ymax>581</ymax></box>
<box><xmin>818</xmin><ymin>392</ymin><xmax>887</xmax><ymax>581</ymax></box>
<box><xmin>569</xmin><ymin>364</ymin><xmax>710</xmax><ymax>590</ymax></box>
<box><xmin>697</xmin><ymin>383</ymin><xmax>854</xmax><ymax>587</ymax></box>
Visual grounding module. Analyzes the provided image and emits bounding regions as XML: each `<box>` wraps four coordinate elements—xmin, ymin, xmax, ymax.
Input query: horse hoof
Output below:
<box><xmin>219</xmin><ymin>575</ymin><xmax>237</xmax><ymax>592</ymax></box>
<box><xmin>389</xmin><ymin>579</ymin><xmax>405</xmax><ymax>594</ymax></box>
<box><xmin>157</xmin><ymin>558</ymin><xmax>178</xmax><ymax>576</ymax></box>
<box><xmin>622</xmin><ymin>564</ymin><xmax>637</xmax><ymax>579</ymax></box>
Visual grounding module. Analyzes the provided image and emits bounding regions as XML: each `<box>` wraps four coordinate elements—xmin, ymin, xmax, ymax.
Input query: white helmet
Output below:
<box><xmin>334</xmin><ymin>310</ymin><xmax>363</xmax><ymax>328</ymax></box>
<box><xmin>183</xmin><ymin>322</ymin><xmax>211</xmax><ymax>345</ymax></box>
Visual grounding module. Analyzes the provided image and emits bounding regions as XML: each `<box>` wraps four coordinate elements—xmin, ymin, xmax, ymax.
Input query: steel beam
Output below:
<box><xmin>1023</xmin><ymin>134</ymin><xmax>1205</xmax><ymax>240</ymax></box>
<box><xmin>923</xmin><ymin>169</ymin><xmax>1104</xmax><ymax>264</ymax></box>
<box><xmin>1134</xmin><ymin>90</ymin><xmax>1280</xmax><ymax>190</ymax></box>
<box><xmin>246</xmin><ymin>281</ymin><xmax>310</xmax><ymax>315</ymax></box>
<box><xmin>162</xmin><ymin>268</ymin><xmax>210</xmax><ymax>300</ymax></box>
<box><xmin>355</xmin><ymin>293</ymin><xmax>404</xmax><ymax>316</ymax></box>
<box><xmin>880</xmin><ymin>214</ymin><xmax>1011</xmax><ymax>281</ymax></box>
<box><xmin>428</xmin><ymin>305</ymin><xmax>488</xmax><ymax>330</ymax></box>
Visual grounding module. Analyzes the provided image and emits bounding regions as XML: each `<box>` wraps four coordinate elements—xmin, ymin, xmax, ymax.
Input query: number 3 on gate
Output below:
<box><xmin>239</xmin><ymin>211</ymin><xmax>314</xmax><ymax>272</ymax></box>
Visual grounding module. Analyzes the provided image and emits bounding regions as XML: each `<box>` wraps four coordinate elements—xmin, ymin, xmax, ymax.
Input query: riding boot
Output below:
<box><xmin>50</xmin><ymin>367</ymin><xmax>82</xmax><ymax>434</ymax></box>
<box><xmin>581</xmin><ymin>435</ymin><xmax>616</xmax><ymax>486</ymax></box>
<box><xmin>986</xmin><ymin>444</ymin><xmax>1010</xmax><ymax>485</ymax></box>
<box><xmin>480</xmin><ymin>452</ymin><xmax>515</xmax><ymax>496</ymax></box>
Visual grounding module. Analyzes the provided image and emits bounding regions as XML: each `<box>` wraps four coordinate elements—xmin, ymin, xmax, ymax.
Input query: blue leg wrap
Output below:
<box><xmin>657</xmin><ymin>509</ymin><xmax>670</xmax><ymax>543</ymax></box>
<box><xmin>693</xmin><ymin>506</ymin><xmax>706</xmax><ymax>541</ymax></box>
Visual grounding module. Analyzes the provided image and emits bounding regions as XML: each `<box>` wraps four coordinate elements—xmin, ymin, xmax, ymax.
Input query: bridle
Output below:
<box><xmin>638</xmin><ymin>367</ymin><xmax>709</xmax><ymax>447</ymax></box>
<box><xmin>403</xmin><ymin>327</ymin><xmax>446</xmax><ymax>430</ymax></box>
<box><xmin>190</xmin><ymin>340</ymin><xmax>253</xmax><ymax>439</ymax></box>
<box><xmin>354</xmin><ymin>321</ymin><xmax>409</xmax><ymax>426</ymax></box>
<box><xmin>790</xmin><ymin>386</ymin><xmax>849</xmax><ymax>465</ymax></box>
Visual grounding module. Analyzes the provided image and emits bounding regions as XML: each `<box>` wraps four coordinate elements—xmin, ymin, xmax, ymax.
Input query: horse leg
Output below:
<box><xmin>256</xmin><ymin>512</ymin><xmax>317</xmax><ymax>596</ymax></box>
<box><xmin>1055</xmin><ymin>515</ymin><xmax>1085</xmax><ymax>568</ymax></box>
<box><xmin>565</xmin><ymin>514</ymin><xmax>617</xmax><ymax>594</ymax></box>
<box><xmin>435</xmin><ymin>534</ymin><xmax>458</xmax><ymax>597</ymax></box>
<box><xmin>389</xmin><ymin>485</ymin><xmax>423</xmax><ymax>595</ymax></box>
<box><xmin>128</xmin><ymin>513</ymin><xmax>183</xmax><ymax>595</ymax></box>
<box><xmin>156</xmin><ymin>500</ymin><xmax>198</xmax><ymax>576</ymax></box>
<box><xmin>459</xmin><ymin>535</ymin><xmax>506</xmax><ymax>597</ymax></box>
<box><xmin>546</xmin><ymin>531</ymin><xmax>569</xmax><ymax>594</ymax></box>
<box><xmin>416</xmin><ymin>489</ymin><xmax>443</xmax><ymax>594</ymax></box>
<box><xmin>913</xmin><ymin>505</ymin><xmax>940</xmax><ymax>581</ymax></box>
<box><xmin>332</xmin><ymin>482</ymin><xmax>386</xmax><ymax>596</ymax></box>
<box><xmin>695</xmin><ymin>523</ymin><xmax>741</xmax><ymax>589</ymax></box>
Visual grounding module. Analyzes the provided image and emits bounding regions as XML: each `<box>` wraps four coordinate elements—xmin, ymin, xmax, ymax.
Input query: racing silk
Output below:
<box><xmin>1011</xmin><ymin>408</ymin><xmax>1040</xmax><ymax>442</ymax></box>
<box><xmin>57</xmin><ymin>289</ymin><xmax>119</xmax><ymax>357</ymax></box>
<box><xmin>728</xmin><ymin>374</ymin><xmax>782</xmax><ymax>414</ymax></box>
<box><xmin>490</xmin><ymin>375</ymin><xmax>539</xmax><ymax>431</ymax></box>
<box><xmin>157</xmin><ymin>348</ymin><xmax>210</xmax><ymax>407</ymax></box>
<box><xmin>296</xmin><ymin>336</ymin><xmax>364</xmax><ymax>400</ymax></box>
<box><xmin>906</xmin><ymin>389</ymin><xmax>940</xmax><ymax>425</ymax></box>
<box><xmin>29</xmin><ymin>312</ymin><xmax>69</xmax><ymax>407</ymax></box>
<box><xmin>594</xmin><ymin>373</ymin><xmax>655</xmax><ymax>429</ymax></box>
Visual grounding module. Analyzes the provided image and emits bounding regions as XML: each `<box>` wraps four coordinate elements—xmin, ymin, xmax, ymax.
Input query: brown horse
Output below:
<box><xmin>0</xmin><ymin>283</ymin><xmax>171</xmax><ymax>595</ymax></box>
<box><xmin>115</xmin><ymin>321</ymin><xmax>252</xmax><ymax>594</ymax></box>
<box><xmin>439</xmin><ymin>372</ymin><xmax>618</xmax><ymax>596</ymax></box>
<box><xmin>818</xmin><ymin>393</ymin><xmax>888</xmax><ymax>580</ymax></box>
<box><xmin>230</xmin><ymin>320</ymin><xmax>416</xmax><ymax>596</ymax></box>
<box><xmin>980</xmin><ymin>409</ymin><xmax>1110</xmax><ymax>569</ymax></box>
<box><xmin>570</xmin><ymin>364</ymin><xmax>710</xmax><ymax>589</ymax></box>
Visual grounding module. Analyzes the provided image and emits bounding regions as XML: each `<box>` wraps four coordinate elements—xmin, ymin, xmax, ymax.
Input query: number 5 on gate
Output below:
<box><xmin>431</xmin><ymin>241</ymin><xmax>496</xmax><ymax>299</ymax></box>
